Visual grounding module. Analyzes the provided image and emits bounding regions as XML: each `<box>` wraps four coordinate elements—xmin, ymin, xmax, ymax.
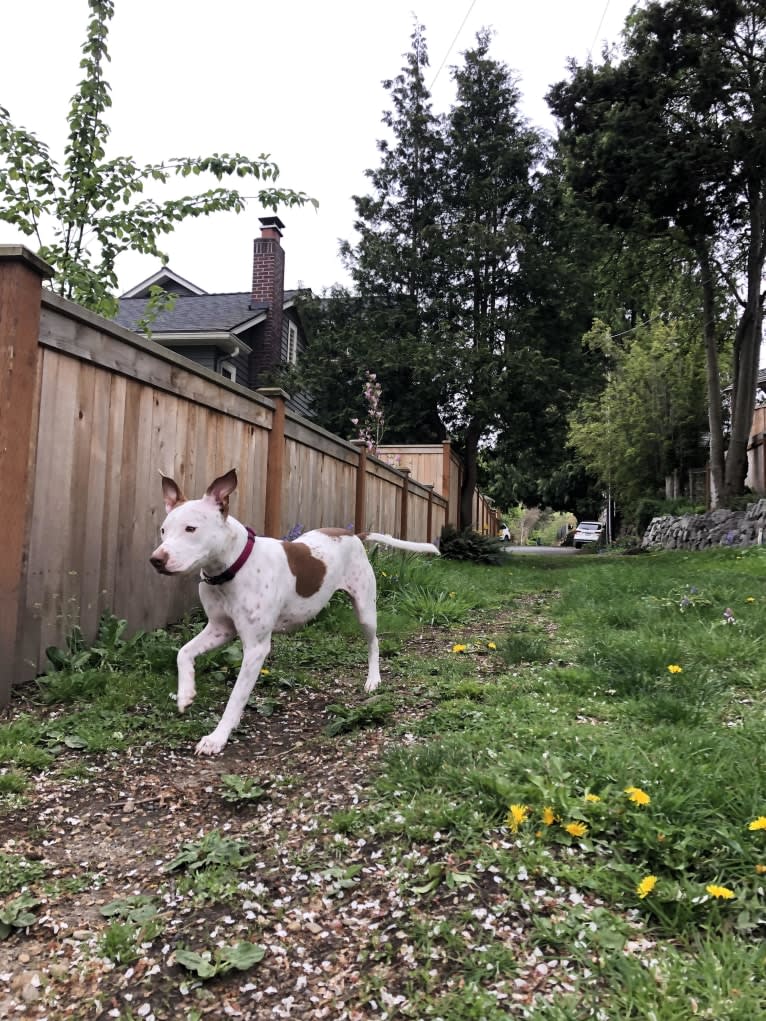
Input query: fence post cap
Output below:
<box><xmin>0</xmin><ymin>245</ymin><xmax>54</xmax><ymax>279</ymax></box>
<box><xmin>256</xmin><ymin>386</ymin><xmax>291</xmax><ymax>402</ymax></box>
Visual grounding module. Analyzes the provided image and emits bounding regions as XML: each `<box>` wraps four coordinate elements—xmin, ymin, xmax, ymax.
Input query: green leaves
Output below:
<box><xmin>175</xmin><ymin>941</ymin><xmax>265</xmax><ymax>979</ymax></box>
<box><xmin>323</xmin><ymin>696</ymin><xmax>394</xmax><ymax>736</ymax></box>
<box><xmin>0</xmin><ymin>0</ymin><xmax>315</xmax><ymax>315</ymax></box>
<box><xmin>165</xmin><ymin>830</ymin><xmax>255</xmax><ymax>873</ymax></box>
<box><xmin>220</xmin><ymin>774</ymin><xmax>268</xmax><ymax>804</ymax></box>
<box><xmin>0</xmin><ymin>892</ymin><xmax>40</xmax><ymax>939</ymax></box>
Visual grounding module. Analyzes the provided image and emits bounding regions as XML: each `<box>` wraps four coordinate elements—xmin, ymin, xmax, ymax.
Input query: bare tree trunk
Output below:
<box><xmin>723</xmin><ymin>189</ymin><xmax>764</xmax><ymax>499</ymax></box>
<box><xmin>459</xmin><ymin>421</ymin><xmax>481</xmax><ymax>529</ymax></box>
<box><xmin>697</xmin><ymin>242</ymin><xmax>726</xmax><ymax>507</ymax></box>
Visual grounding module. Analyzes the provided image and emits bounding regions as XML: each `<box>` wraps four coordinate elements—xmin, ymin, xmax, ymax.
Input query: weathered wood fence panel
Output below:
<box><xmin>0</xmin><ymin>246</ymin><xmax>458</xmax><ymax>700</ymax></box>
<box><xmin>378</xmin><ymin>442</ymin><xmax>497</xmax><ymax>532</ymax></box>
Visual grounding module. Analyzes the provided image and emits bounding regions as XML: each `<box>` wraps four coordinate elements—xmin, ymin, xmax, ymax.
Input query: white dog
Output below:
<box><xmin>150</xmin><ymin>469</ymin><xmax>440</xmax><ymax>754</ymax></box>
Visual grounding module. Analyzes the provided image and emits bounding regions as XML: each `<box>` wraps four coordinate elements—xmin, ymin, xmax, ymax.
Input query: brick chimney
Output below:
<box><xmin>250</xmin><ymin>215</ymin><xmax>285</xmax><ymax>386</ymax></box>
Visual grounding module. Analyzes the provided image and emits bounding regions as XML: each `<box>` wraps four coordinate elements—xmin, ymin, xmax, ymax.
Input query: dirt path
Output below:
<box><xmin>0</xmin><ymin>611</ymin><xmax>579</xmax><ymax>1020</ymax></box>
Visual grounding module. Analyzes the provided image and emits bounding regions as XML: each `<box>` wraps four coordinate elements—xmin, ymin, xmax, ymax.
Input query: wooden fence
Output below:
<box><xmin>0</xmin><ymin>246</ymin><xmax>495</xmax><ymax>701</ymax></box>
<box><xmin>377</xmin><ymin>444</ymin><xmax>498</xmax><ymax>535</ymax></box>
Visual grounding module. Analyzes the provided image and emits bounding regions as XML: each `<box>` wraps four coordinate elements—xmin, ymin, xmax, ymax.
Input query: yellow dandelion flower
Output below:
<box><xmin>563</xmin><ymin>821</ymin><xmax>588</xmax><ymax>838</ymax></box>
<box><xmin>487</xmin><ymin>642</ymin><xmax>497</xmax><ymax>650</ymax></box>
<box><xmin>260</xmin><ymin>668</ymin><xmax>270</xmax><ymax>676</ymax></box>
<box><xmin>706</xmin><ymin>883</ymin><xmax>735</xmax><ymax>900</ymax></box>
<box><xmin>748</xmin><ymin>816</ymin><xmax>766</xmax><ymax>831</ymax></box>
<box><xmin>541</xmin><ymin>806</ymin><xmax>556</xmax><ymax>826</ymax></box>
<box><xmin>585</xmin><ymin>793</ymin><xmax>601</xmax><ymax>803</ymax></box>
<box><xmin>448</xmin><ymin>591</ymin><xmax>456</xmax><ymax>598</ymax></box>
<box><xmin>625</xmin><ymin>786</ymin><xmax>651</xmax><ymax>806</ymax></box>
<box><xmin>746</xmin><ymin>596</ymin><xmax>755</xmax><ymax>603</ymax></box>
<box><xmin>636</xmin><ymin>875</ymin><xmax>658</xmax><ymax>899</ymax></box>
<box><xmin>755</xmin><ymin>864</ymin><xmax>766</xmax><ymax>874</ymax></box>
<box><xmin>506</xmin><ymin>803</ymin><xmax>529</xmax><ymax>833</ymax></box>
<box><xmin>452</xmin><ymin>643</ymin><xmax>467</xmax><ymax>654</ymax></box>
<box><xmin>667</xmin><ymin>664</ymin><xmax>683</xmax><ymax>674</ymax></box>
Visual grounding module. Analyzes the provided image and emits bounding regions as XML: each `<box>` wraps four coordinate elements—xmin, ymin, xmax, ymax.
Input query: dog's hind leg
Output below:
<box><xmin>176</xmin><ymin>619</ymin><xmax>235</xmax><ymax>712</ymax></box>
<box><xmin>357</xmin><ymin>603</ymin><xmax>381</xmax><ymax>693</ymax></box>
<box><xmin>195</xmin><ymin>637</ymin><xmax>271</xmax><ymax>755</ymax></box>
<box><xmin>347</xmin><ymin>564</ymin><xmax>381</xmax><ymax>693</ymax></box>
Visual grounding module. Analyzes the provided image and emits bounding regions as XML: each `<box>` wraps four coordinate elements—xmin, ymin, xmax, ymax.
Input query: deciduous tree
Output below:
<box><xmin>0</xmin><ymin>0</ymin><xmax>314</xmax><ymax>316</ymax></box>
<box><xmin>548</xmin><ymin>0</ymin><xmax>766</xmax><ymax>505</ymax></box>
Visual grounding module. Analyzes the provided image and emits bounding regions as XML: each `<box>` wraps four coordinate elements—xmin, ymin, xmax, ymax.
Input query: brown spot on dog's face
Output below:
<box><xmin>283</xmin><ymin>542</ymin><xmax>327</xmax><ymax>597</ymax></box>
<box><xmin>318</xmin><ymin>528</ymin><xmax>355</xmax><ymax>540</ymax></box>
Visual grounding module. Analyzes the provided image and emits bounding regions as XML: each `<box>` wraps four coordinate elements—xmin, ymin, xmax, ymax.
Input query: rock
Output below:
<box><xmin>641</xmin><ymin>503</ymin><xmax>766</xmax><ymax>551</ymax></box>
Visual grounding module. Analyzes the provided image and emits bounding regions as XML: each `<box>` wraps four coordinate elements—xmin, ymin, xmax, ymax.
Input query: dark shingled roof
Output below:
<box><xmin>114</xmin><ymin>290</ymin><xmax>299</xmax><ymax>334</ymax></box>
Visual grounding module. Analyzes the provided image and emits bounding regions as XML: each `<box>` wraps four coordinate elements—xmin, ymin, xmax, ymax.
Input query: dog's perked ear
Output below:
<box><xmin>205</xmin><ymin>469</ymin><xmax>238</xmax><ymax>517</ymax></box>
<box><xmin>160</xmin><ymin>474</ymin><xmax>187</xmax><ymax>514</ymax></box>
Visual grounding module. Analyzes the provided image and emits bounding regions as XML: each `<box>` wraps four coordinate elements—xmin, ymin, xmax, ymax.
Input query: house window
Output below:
<box><xmin>219</xmin><ymin>360</ymin><xmax>236</xmax><ymax>382</ymax></box>
<box><xmin>286</xmin><ymin>321</ymin><xmax>299</xmax><ymax>365</ymax></box>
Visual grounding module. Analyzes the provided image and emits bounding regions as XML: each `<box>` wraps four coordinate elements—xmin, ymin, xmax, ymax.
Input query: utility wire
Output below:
<box><xmin>588</xmin><ymin>0</ymin><xmax>611</xmax><ymax>59</ymax></box>
<box><xmin>429</xmin><ymin>0</ymin><xmax>479</xmax><ymax>89</ymax></box>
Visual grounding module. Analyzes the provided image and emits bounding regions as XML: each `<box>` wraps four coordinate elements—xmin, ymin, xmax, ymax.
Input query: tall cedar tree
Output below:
<box><xmin>338</xmin><ymin>22</ymin><xmax>447</xmax><ymax>442</ymax></box>
<box><xmin>548</xmin><ymin>0</ymin><xmax>766</xmax><ymax>506</ymax></box>
<box><xmin>437</xmin><ymin>30</ymin><xmax>543</xmax><ymax>526</ymax></box>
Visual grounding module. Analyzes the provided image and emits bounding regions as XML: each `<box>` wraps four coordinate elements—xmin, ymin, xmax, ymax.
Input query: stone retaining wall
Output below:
<box><xmin>641</xmin><ymin>500</ymin><xmax>766</xmax><ymax>550</ymax></box>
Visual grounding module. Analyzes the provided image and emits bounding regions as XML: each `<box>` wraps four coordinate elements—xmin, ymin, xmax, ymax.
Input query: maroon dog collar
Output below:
<box><xmin>202</xmin><ymin>527</ymin><xmax>256</xmax><ymax>586</ymax></box>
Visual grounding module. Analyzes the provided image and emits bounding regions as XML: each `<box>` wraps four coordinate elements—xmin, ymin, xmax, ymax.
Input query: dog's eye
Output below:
<box><xmin>185</xmin><ymin>525</ymin><xmax>197</xmax><ymax>533</ymax></box>
<box><xmin>160</xmin><ymin>527</ymin><xmax>165</xmax><ymax>536</ymax></box>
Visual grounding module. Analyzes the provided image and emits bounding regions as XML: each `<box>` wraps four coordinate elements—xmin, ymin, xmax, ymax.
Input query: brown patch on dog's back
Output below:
<box><xmin>283</xmin><ymin>542</ymin><xmax>327</xmax><ymax>597</ymax></box>
<box><xmin>318</xmin><ymin>528</ymin><xmax>356</xmax><ymax>540</ymax></box>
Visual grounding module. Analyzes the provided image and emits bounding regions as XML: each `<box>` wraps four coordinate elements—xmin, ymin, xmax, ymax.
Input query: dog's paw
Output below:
<box><xmin>195</xmin><ymin>733</ymin><xmax>226</xmax><ymax>756</ymax></box>
<box><xmin>177</xmin><ymin>689</ymin><xmax>196</xmax><ymax>713</ymax></box>
<box><xmin>363</xmin><ymin>678</ymin><xmax>381</xmax><ymax>693</ymax></box>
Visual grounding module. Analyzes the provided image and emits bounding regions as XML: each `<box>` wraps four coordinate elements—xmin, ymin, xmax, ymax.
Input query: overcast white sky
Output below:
<box><xmin>1</xmin><ymin>1</ymin><xmax>636</xmax><ymax>296</ymax></box>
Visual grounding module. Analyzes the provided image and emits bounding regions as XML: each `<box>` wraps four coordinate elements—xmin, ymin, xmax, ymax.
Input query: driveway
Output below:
<box><xmin>502</xmin><ymin>544</ymin><xmax>581</xmax><ymax>555</ymax></box>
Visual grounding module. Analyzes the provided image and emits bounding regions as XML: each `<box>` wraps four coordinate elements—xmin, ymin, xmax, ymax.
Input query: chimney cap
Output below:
<box><xmin>259</xmin><ymin>215</ymin><xmax>285</xmax><ymax>235</ymax></box>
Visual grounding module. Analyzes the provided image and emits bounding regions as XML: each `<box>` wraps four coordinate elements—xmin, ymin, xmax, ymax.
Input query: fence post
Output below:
<box><xmin>0</xmin><ymin>246</ymin><xmax>53</xmax><ymax>705</ymax></box>
<box><xmin>424</xmin><ymin>484</ymin><xmax>434</xmax><ymax>544</ymax></box>
<box><xmin>441</xmin><ymin>440</ymin><xmax>453</xmax><ymax>525</ymax></box>
<box><xmin>257</xmin><ymin>387</ymin><xmax>290</xmax><ymax>538</ymax></box>
<box><xmin>399</xmin><ymin>467</ymin><xmax>411</xmax><ymax>540</ymax></box>
<box><xmin>352</xmin><ymin>440</ymin><xmax>368</xmax><ymax>534</ymax></box>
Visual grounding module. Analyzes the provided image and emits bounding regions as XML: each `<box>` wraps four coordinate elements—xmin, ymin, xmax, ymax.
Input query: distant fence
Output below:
<box><xmin>377</xmin><ymin>444</ymin><xmax>497</xmax><ymax>535</ymax></box>
<box><xmin>0</xmin><ymin>246</ymin><xmax>497</xmax><ymax>700</ymax></box>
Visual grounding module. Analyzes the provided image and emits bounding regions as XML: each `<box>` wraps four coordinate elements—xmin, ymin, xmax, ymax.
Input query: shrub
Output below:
<box><xmin>439</xmin><ymin>526</ymin><xmax>505</xmax><ymax>565</ymax></box>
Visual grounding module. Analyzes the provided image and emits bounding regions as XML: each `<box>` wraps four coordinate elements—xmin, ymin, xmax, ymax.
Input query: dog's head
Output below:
<box><xmin>150</xmin><ymin>469</ymin><xmax>238</xmax><ymax>576</ymax></box>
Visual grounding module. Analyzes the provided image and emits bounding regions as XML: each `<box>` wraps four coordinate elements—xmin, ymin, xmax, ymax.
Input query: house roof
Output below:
<box><xmin>113</xmin><ymin>289</ymin><xmax>300</xmax><ymax>335</ymax></box>
<box><xmin>120</xmin><ymin>266</ymin><xmax>207</xmax><ymax>298</ymax></box>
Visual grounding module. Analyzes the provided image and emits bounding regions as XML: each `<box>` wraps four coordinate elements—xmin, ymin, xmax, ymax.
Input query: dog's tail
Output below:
<box><xmin>363</xmin><ymin>532</ymin><xmax>440</xmax><ymax>555</ymax></box>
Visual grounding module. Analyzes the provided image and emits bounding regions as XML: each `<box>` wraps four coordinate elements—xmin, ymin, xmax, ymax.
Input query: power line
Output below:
<box><xmin>429</xmin><ymin>0</ymin><xmax>479</xmax><ymax>90</ymax></box>
<box><xmin>588</xmin><ymin>0</ymin><xmax>612</xmax><ymax>59</ymax></box>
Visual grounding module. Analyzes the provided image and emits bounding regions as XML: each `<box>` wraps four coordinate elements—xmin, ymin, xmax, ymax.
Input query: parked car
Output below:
<box><xmin>572</xmin><ymin>521</ymin><xmax>605</xmax><ymax>549</ymax></box>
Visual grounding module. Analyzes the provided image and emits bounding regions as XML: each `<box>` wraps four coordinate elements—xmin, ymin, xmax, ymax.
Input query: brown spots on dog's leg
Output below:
<box><xmin>283</xmin><ymin>542</ymin><xmax>327</xmax><ymax>597</ymax></box>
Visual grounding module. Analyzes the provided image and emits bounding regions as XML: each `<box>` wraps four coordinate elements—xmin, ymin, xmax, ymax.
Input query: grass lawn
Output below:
<box><xmin>1</xmin><ymin>544</ymin><xmax>765</xmax><ymax>1019</ymax></box>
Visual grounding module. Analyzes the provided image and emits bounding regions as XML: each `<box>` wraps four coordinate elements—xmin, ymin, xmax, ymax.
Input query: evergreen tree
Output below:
<box><xmin>338</xmin><ymin>22</ymin><xmax>447</xmax><ymax>442</ymax></box>
<box><xmin>436</xmin><ymin>30</ymin><xmax>544</xmax><ymax>525</ymax></box>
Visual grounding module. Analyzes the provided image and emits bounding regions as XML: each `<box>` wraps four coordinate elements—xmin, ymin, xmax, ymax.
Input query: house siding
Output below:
<box><xmin>166</xmin><ymin>345</ymin><xmax>217</xmax><ymax>374</ymax></box>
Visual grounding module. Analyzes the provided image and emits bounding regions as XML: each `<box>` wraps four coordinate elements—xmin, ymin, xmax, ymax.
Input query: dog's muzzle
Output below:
<box><xmin>150</xmin><ymin>554</ymin><xmax>173</xmax><ymax>575</ymax></box>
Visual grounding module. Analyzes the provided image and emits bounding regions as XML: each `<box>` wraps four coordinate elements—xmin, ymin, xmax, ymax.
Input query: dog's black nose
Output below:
<box><xmin>150</xmin><ymin>556</ymin><xmax>168</xmax><ymax>573</ymax></box>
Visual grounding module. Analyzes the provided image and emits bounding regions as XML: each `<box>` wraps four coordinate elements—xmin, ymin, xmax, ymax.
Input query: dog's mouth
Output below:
<box><xmin>150</xmin><ymin>559</ymin><xmax>175</xmax><ymax>575</ymax></box>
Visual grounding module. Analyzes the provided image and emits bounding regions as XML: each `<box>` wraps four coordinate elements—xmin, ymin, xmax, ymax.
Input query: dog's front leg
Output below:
<box><xmin>176</xmin><ymin>620</ymin><xmax>235</xmax><ymax>712</ymax></box>
<box><xmin>195</xmin><ymin>638</ymin><xmax>270</xmax><ymax>755</ymax></box>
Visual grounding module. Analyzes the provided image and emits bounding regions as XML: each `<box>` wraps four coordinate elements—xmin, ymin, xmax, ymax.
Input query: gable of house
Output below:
<box><xmin>113</xmin><ymin>217</ymin><xmax>310</xmax><ymax>411</ymax></box>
